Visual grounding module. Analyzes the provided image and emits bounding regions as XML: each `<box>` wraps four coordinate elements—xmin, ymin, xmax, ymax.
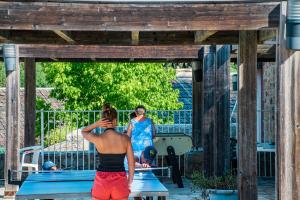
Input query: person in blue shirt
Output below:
<box><xmin>126</xmin><ymin>105</ymin><xmax>156</xmax><ymax>165</ymax></box>
<box><xmin>42</xmin><ymin>161</ymin><xmax>57</xmax><ymax>171</ymax></box>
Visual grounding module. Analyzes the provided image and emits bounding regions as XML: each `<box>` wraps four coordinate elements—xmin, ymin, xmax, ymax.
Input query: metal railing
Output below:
<box><xmin>37</xmin><ymin>110</ymin><xmax>192</xmax><ymax>173</ymax></box>
<box><xmin>36</xmin><ymin>109</ymin><xmax>275</xmax><ymax>177</ymax></box>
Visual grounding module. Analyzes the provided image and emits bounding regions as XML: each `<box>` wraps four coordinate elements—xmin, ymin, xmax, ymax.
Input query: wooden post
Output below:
<box><xmin>202</xmin><ymin>45</ymin><xmax>216</xmax><ymax>177</ymax></box>
<box><xmin>238</xmin><ymin>31</ymin><xmax>258</xmax><ymax>200</ymax></box>
<box><xmin>24</xmin><ymin>58</ymin><xmax>36</xmax><ymax>147</ymax></box>
<box><xmin>202</xmin><ymin>45</ymin><xmax>231</xmax><ymax>177</ymax></box>
<box><xmin>276</xmin><ymin>2</ymin><xmax>300</xmax><ymax>200</ymax></box>
<box><xmin>192</xmin><ymin>52</ymin><xmax>204</xmax><ymax>148</ymax></box>
<box><xmin>215</xmin><ymin>45</ymin><xmax>231</xmax><ymax>175</ymax></box>
<box><xmin>4</xmin><ymin>44</ymin><xmax>20</xmax><ymax>196</ymax></box>
<box><xmin>185</xmin><ymin>50</ymin><xmax>205</xmax><ymax>178</ymax></box>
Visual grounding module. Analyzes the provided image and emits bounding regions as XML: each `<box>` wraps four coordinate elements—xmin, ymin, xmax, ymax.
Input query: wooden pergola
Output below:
<box><xmin>0</xmin><ymin>1</ymin><xmax>299</xmax><ymax>200</ymax></box>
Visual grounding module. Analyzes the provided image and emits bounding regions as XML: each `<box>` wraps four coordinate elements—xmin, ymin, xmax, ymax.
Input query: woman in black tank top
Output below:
<box><xmin>81</xmin><ymin>106</ymin><xmax>135</xmax><ymax>200</ymax></box>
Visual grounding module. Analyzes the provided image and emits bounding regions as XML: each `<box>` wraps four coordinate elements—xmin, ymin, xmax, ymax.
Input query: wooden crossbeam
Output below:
<box><xmin>0</xmin><ymin>31</ymin><xmax>9</xmax><ymax>42</ymax></box>
<box><xmin>131</xmin><ymin>31</ymin><xmax>139</xmax><ymax>45</ymax></box>
<box><xmin>53</xmin><ymin>30</ymin><xmax>76</xmax><ymax>44</ymax></box>
<box><xmin>258</xmin><ymin>30</ymin><xmax>276</xmax><ymax>43</ymax></box>
<box><xmin>0</xmin><ymin>44</ymin><xmax>276</xmax><ymax>62</ymax></box>
<box><xmin>16</xmin><ymin>44</ymin><xmax>203</xmax><ymax>59</ymax></box>
<box><xmin>194</xmin><ymin>31</ymin><xmax>217</xmax><ymax>43</ymax></box>
<box><xmin>0</xmin><ymin>2</ymin><xmax>280</xmax><ymax>31</ymax></box>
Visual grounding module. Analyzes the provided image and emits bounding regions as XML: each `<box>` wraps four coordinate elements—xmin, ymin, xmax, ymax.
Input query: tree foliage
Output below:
<box><xmin>42</xmin><ymin>62</ymin><xmax>183</xmax><ymax>111</ymax></box>
<box><xmin>0</xmin><ymin>62</ymin><xmax>51</xmax><ymax>87</ymax></box>
<box><xmin>0</xmin><ymin>63</ymin><xmax>5</xmax><ymax>87</ymax></box>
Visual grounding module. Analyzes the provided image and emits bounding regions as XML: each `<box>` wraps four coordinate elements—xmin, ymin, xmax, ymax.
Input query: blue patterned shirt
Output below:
<box><xmin>130</xmin><ymin>118</ymin><xmax>154</xmax><ymax>158</ymax></box>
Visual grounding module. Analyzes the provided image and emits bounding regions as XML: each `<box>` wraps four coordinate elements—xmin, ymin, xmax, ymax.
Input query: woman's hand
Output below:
<box><xmin>95</xmin><ymin>119</ymin><xmax>113</xmax><ymax>128</ymax></box>
<box><xmin>141</xmin><ymin>163</ymin><xmax>151</xmax><ymax>168</ymax></box>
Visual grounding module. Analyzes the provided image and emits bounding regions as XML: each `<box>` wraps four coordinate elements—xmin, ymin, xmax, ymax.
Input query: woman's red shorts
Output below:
<box><xmin>92</xmin><ymin>171</ymin><xmax>130</xmax><ymax>200</ymax></box>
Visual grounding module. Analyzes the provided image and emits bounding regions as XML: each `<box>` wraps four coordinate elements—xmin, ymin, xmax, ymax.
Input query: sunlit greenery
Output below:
<box><xmin>42</xmin><ymin>62</ymin><xmax>183</xmax><ymax>111</ymax></box>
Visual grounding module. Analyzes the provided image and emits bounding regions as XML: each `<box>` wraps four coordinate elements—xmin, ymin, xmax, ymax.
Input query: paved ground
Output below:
<box><xmin>0</xmin><ymin>178</ymin><xmax>275</xmax><ymax>200</ymax></box>
<box><xmin>158</xmin><ymin>177</ymin><xmax>275</xmax><ymax>200</ymax></box>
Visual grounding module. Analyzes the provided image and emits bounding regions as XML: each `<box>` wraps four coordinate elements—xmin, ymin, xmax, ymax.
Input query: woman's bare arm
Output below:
<box><xmin>126</xmin><ymin>123</ymin><xmax>133</xmax><ymax>138</ymax></box>
<box><xmin>126</xmin><ymin>136</ymin><xmax>135</xmax><ymax>186</ymax></box>
<box><xmin>151</xmin><ymin>119</ymin><xmax>156</xmax><ymax>139</ymax></box>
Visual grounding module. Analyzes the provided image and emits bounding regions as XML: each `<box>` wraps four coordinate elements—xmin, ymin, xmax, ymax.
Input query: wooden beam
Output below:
<box><xmin>258</xmin><ymin>30</ymin><xmax>276</xmax><ymax>43</ymax></box>
<box><xmin>202</xmin><ymin>45</ymin><xmax>231</xmax><ymax>177</ymax></box>
<box><xmin>16</xmin><ymin>44</ymin><xmax>203</xmax><ymax>59</ymax></box>
<box><xmin>0</xmin><ymin>44</ymin><xmax>274</xmax><ymax>62</ymax></box>
<box><xmin>238</xmin><ymin>31</ymin><xmax>257</xmax><ymax>200</ymax></box>
<box><xmin>0</xmin><ymin>2</ymin><xmax>280</xmax><ymax>31</ymax></box>
<box><xmin>192</xmin><ymin>59</ymin><xmax>203</xmax><ymax>148</ymax></box>
<box><xmin>0</xmin><ymin>31</ymin><xmax>10</xmax><ymax>42</ymax></box>
<box><xmin>231</xmin><ymin>44</ymin><xmax>276</xmax><ymax>62</ymax></box>
<box><xmin>0</xmin><ymin>35</ymin><xmax>7</xmax><ymax>42</ymax></box>
<box><xmin>194</xmin><ymin>31</ymin><xmax>217</xmax><ymax>44</ymax></box>
<box><xmin>276</xmin><ymin>2</ymin><xmax>300</xmax><ymax>200</ymax></box>
<box><xmin>131</xmin><ymin>31</ymin><xmax>139</xmax><ymax>45</ymax></box>
<box><xmin>53</xmin><ymin>30</ymin><xmax>76</xmax><ymax>44</ymax></box>
<box><xmin>24</xmin><ymin>58</ymin><xmax>36</xmax><ymax>147</ymax></box>
<box><xmin>215</xmin><ymin>45</ymin><xmax>230</xmax><ymax>175</ymax></box>
<box><xmin>202</xmin><ymin>45</ymin><xmax>216</xmax><ymax>177</ymax></box>
<box><xmin>50</xmin><ymin>58</ymin><xmax>59</xmax><ymax>61</ymax></box>
<box><xmin>4</xmin><ymin>44</ymin><xmax>20</xmax><ymax>197</ymax></box>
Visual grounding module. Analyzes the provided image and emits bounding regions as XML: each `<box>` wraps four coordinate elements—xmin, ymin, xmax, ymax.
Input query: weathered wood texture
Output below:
<box><xmin>215</xmin><ymin>45</ymin><xmax>230</xmax><ymax>175</ymax></box>
<box><xmin>238</xmin><ymin>31</ymin><xmax>257</xmax><ymax>200</ymax></box>
<box><xmin>53</xmin><ymin>30</ymin><xmax>76</xmax><ymax>44</ymax></box>
<box><xmin>0</xmin><ymin>44</ymin><xmax>275</xmax><ymax>62</ymax></box>
<box><xmin>0</xmin><ymin>2</ymin><xmax>279</xmax><ymax>31</ymax></box>
<box><xmin>194</xmin><ymin>31</ymin><xmax>217</xmax><ymax>44</ymax></box>
<box><xmin>0</xmin><ymin>30</ymin><xmax>276</xmax><ymax>46</ymax></box>
<box><xmin>192</xmin><ymin>58</ymin><xmax>204</xmax><ymax>148</ymax></box>
<box><xmin>17</xmin><ymin>44</ymin><xmax>203</xmax><ymax>59</ymax></box>
<box><xmin>276</xmin><ymin>2</ymin><xmax>300</xmax><ymax>200</ymax></box>
<box><xmin>202</xmin><ymin>45</ymin><xmax>230</xmax><ymax>176</ymax></box>
<box><xmin>202</xmin><ymin>45</ymin><xmax>216</xmax><ymax>176</ymax></box>
<box><xmin>231</xmin><ymin>44</ymin><xmax>276</xmax><ymax>62</ymax></box>
<box><xmin>24</xmin><ymin>58</ymin><xmax>36</xmax><ymax>147</ymax></box>
<box><xmin>4</xmin><ymin>45</ymin><xmax>20</xmax><ymax>196</ymax></box>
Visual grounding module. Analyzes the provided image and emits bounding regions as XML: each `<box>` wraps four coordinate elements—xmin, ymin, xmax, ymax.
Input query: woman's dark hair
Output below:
<box><xmin>135</xmin><ymin>105</ymin><xmax>146</xmax><ymax>116</ymax></box>
<box><xmin>129</xmin><ymin>112</ymin><xmax>137</xmax><ymax>120</ymax></box>
<box><xmin>102</xmin><ymin>103</ymin><xmax>111</xmax><ymax>111</ymax></box>
<box><xmin>102</xmin><ymin>105</ymin><xmax>117</xmax><ymax>122</ymax></box>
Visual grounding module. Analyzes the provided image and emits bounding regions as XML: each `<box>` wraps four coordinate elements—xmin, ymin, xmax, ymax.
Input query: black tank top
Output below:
<box><xmin>96</xmin><ymin>128</ymin><xmax>126</xmax><ymax>172</ymax></box>
<box><xmin>97</xmin><ymin>153</ymin><xmax>126</xmax><ymax>172</ymax></box>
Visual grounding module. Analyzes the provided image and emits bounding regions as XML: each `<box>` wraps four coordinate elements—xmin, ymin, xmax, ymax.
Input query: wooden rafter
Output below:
<box><xmin>131</xmin><ymin>31</ymin><xmax>139</xmax><ymax>45</ymax></box>
<box><xmin>258</xmin><ymin>30</ymin><xmax>276</xmax><ymax>44</ymax></box>
<box><xmin>53</xmin><ymin>30</ymin><xmax>76</xmax><ymax>44</ymax></box>
<box><xmin>194</xmin><ymin>31</ymin><xmax>217</xmax><ymax>44</ymax></box>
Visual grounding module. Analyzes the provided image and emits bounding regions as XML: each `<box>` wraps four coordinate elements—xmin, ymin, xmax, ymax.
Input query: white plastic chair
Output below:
<box><xmin>19</xmin><ymin>146</ymin><xmax>42</xmax><ymax>176</ymax></box>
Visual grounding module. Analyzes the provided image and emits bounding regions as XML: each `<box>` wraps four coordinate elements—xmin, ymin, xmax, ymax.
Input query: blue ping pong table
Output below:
<box><xmin>16</xmin><ymin>170</ymin><xmax>168</xmax><ymax>199</ymax></box>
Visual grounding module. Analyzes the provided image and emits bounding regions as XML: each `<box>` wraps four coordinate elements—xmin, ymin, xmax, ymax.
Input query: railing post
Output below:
<box><xmin>41</xmin><ymin>110</ymin><xmax>44</xmax><ymax>166</ymax></box>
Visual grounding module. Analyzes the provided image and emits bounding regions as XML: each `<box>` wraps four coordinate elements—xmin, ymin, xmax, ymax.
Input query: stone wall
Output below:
<box><xmin>0</xmin><ymin>88</ymin><xmax>62</xmax><ymax>148</ymax></box>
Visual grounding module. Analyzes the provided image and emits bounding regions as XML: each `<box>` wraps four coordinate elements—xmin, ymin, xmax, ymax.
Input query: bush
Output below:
<box><xmin>35</xmin><ymin>97</ymin><xmax>55</xmax><ymax>138</ymax></box>
<box><xmin>191</xmin><ymin>171</ymin><xmax>237</xmax><ymax>190</ymax></box>
<box><xmin>44</xmin><ymin>126</ymin><xmax>68</xmax><ymax>147</ymax></box>
<box><xmin>191</xmin><ymin>171</ymin><xmax>237</xmax><ymax>200</ymax></box>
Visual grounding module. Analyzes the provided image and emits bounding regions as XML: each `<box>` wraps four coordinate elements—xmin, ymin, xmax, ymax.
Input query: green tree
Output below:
<box><xmin>0</xmin><ymin>62</ymin><xmax>52</xmax><ymax>87</ymax></box>
<box><xmin>36</xmin><ymin>63</ymin><xmax>52</xmax><ymax>88</ymax></box>
<box><xmin>0</xmin><ymin>62</ymin><xmax>5</xmax><ymax>87</ymax></box>
<box><xmin>42</xmin><ymin>62</ymin><xmax>182</xmax><ymax>111</ymax></box>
